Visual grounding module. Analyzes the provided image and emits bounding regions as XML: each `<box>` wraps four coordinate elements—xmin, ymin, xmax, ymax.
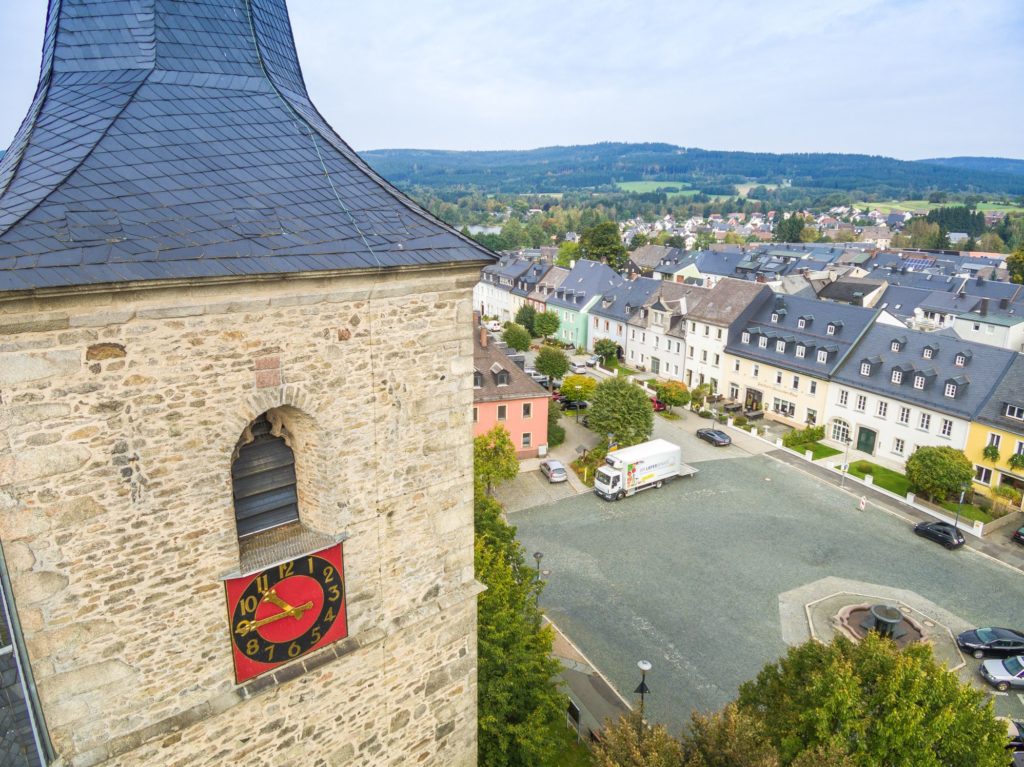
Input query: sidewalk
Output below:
<box><xmin>768</xmin><ymin>448</ymin><xmax>1024</xmax><ymax>573</ymax></box>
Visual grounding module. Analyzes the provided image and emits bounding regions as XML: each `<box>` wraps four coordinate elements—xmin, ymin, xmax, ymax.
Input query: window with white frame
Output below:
<box><xmin>923</xmin><ymin>347</ymin><xmax>933</xmax><ymax>359</ymax></box>
<box><xmin>877</xmin><ymin>401</ymin><xmax>888</xmax><ymax>417</ymax></box>
<box><xmin>809</xmin><ymin>381</ymin><xmax>817</xmax><ymax>394</ymax></box>
<box><xmin>891</xmin><ymin>369</ymin><xmax>902</xmax><ymax>384</ymax></box>
<box><xmin>988</xmin><ymin>433</ymin><xmax>1001</xmax><ymax>448</ymax></box>
<box><xmin>772</xmin><ymin>398</ymin><xmax>796</xmax><ymax>417</ymax></box>
<box><xmin>776</xmin><ymin>371</ymin><xmax>783</xmax><ymax>384</ymax></box>
<box><xmin>742</xmin><ymin>331</ymin><xmax>750</xmax><ymax>344</ymax></box>
<box><xmin>1017</xmin><ymin>441</ymin><xmax>1024</xmax><ymax>456</ymax></box>
<box><xmin>919</xmin><ymin>413</ymin><xmax>931</xmax><ymax>430</ymax></box>
<box><xmin>792</xmin><ymin>375</ymin><xmax>800</xmax><ymax>390</ymax></box>
<box><xmin>522</xmin><ymin>403</ymin><xmax>532</xmax><ymax>419</ymax></box>
<box><xmin>1007</xmin><ymin>405</ymin><xmax>1024</xmax><ymax>420</ymax></box>
<box><xmin>522</xmin><ymin>432</ymin><xmax>532</xmax><ymax>448</ymax></box>
<box><xmin>795</xmin><ymin>345</ymin><xmax>805</xmax><ymax>359</ymax></box>
<box><xmin>713</xmin><ymin>354</ymin><xmax>720</xmax><ymax>366</ymax></box>
<box><xmin>497</xmin><ymin>405</ymin><xmax>507</xmax><ymax>421</ymax></box>
<box><xmin>806</xmin><ymin>409</ymin><xmax>817</xmax><ymax>424</ymax></box>
<box><xmin>944</xmin><ymin>382</ymin><xmax>956</xmax><ymax>398</ymax></box>
<box><xmin>758</xmin><ymin>336</ymin><xmax>768</xmax><ymax>348</ymax></box>
<box><xmin>955</xmin><ymin>354</ymin><xmax>966</xmax><ymax>367</ymax></box>
<box><xmin>896</xmin><ymin>406</ymin><xmax>909</xmax><ymax>424</ymax></box>
<box><xmin>839</xmin><ymin>390</ymin><xmax>849</xmax><ymax>406</ymax></box>
<box><xmin>832</xmin><ymin>419</ymin><xmax>850</xmax><ymax>442</ymax></box>
<box><xmin>729</xmin><ymin>383</ymin><xmax>739</xmax><ymax>399</ymax></box>
<box><xmin>816</xmin><ymin>350</ymin><xmax>828</xmax><ymax>363</ymax></box>
<box><xmin>974</xmin><ymin>465</ymin><xmax>992</xmax><ymax>483</ymax></box>
<box><xmin>913</xmin><ymin>375</ymin><xmax>925</xmax><ymax>390</ymax></box>
<box><xmin>860</xmin><ymin>362</ymin><xmax>871</xmax><ymax>376</ymax></box>
<box><xmin>771</xmin><ymin>312</ymin><xmax>779</xmax><ymax>323</ymax></box>
<box><xmin>855</xmin><ymin>395</ymin><xmax>866</xmax><ymax>412</ymax></box>
<box><xmin>893</xmin><ymin>438</ymin><xmax>905</xmax><ymax>455</ymax></box>
<box><xmin>797</xmin><ymin>318</ymin><xmax>805</xmax><ymax>329</ymax></box>
<box><xmin>717</xmin><ymin>328</ymin><xmax>723</xmax><ymax>340</ymax></box>
<box><xmin>688</xmin><ymin>347</ymin><xmax>694</xmax><ymax>358</ymax></box>
<box><xmin>734</xmin><ymin>360</ymin><xmax>740</xmax><ymax>372</ymax></box>
<box><xmin>940</xmin><ymin>419</ymin><xmax>953</xmax><ymax>437</ymax></box>
<box><xmin>890</xmin><ymin>341</ymin><xmax>901</xmax><ymax>352</ymax></box>
<box><xmin>753</xmin><ymin>364</ymin><xmax>760</xmax><ymax>377</ymax></box>
<box><xmin>826</xmin><ymin>323</ymin><xmax>836</xmax><ymax>335</ymax></box>
<box><xmin>701</xmin><ymin>350</ymin><xmax>708</xmax><ymax>362</ymax></box>
<box><xmin>776</xmin><ymin>340</ymin><xmax>786</xmax><ymax>353</ymax></box>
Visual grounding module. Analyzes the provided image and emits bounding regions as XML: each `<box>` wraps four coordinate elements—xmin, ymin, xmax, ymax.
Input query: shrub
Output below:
<box><xmin>698</xmin><ymin>409</ymin><xmax>712</xmax><ymax>418</ymax></box>
<box><xmin>734</xmin><ymin>415</ymin><xmax>748</xmax><ymax>427</ymax></box>
<box><xmin>547</xmin><ymin>407</ymin><xmax>565</xmax><ymax>448</ymax></box>
<box><xmin>782</xmin><ymin>425</ymin><xmax>826</xmax><ymax>449</ymax></box>
<box><xmin>983</xmin><ymin>444</ymin><xmax>1001</xmax><ymax>462</ymax></box>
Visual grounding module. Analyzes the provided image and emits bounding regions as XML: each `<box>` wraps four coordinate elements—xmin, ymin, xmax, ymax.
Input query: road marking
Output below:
<box><xmin>989</xmin><ymin>690</ymin><xmax>1009</xmax><ymax>697</ymax></box>
<box><xmin>1017</xmin><ymin>693</ymin><xmax>1024</xmax><ymax>707</ymax></box>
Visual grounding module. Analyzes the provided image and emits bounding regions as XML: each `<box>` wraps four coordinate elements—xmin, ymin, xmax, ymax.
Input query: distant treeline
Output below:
<box><xmin>361</xmin><ymin>143</ymin><xmax>1024</xmax><ymax>198</ymax></box>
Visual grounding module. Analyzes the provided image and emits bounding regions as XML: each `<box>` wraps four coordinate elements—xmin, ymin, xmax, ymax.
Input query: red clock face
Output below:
<box><xmin>224</xmin><ymin>544</ymin><xmax>348</xmax><ymax>683</ymax></box>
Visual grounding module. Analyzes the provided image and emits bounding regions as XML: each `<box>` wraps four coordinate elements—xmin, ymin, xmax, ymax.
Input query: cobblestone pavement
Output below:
<box><xmin>513</xmin><ymin>451</ymin><xmax>1024</xmax><ymax>727</ymax></box>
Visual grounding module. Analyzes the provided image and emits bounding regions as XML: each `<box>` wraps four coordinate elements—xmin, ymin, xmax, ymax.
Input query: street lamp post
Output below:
<box><xmin>634</xmin><ymin>660</ymin><xmax>651</xmax><ymax>741</ymax></box>
<box><xmin>533</xmin><ymin>551</ymin><xmax>543</xmax><ymax>607</ymax></box>
<box><xmin>840</xmin><ymin>437</ymin><xmax>852</xmax><ymax>489</ymax></box>
<box><xmin>954</xmin><ymin>483</ymin><xmax>968</xmax><ymax>531</ymax></box>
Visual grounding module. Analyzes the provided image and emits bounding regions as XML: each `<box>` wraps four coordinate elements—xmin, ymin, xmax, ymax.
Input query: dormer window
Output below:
<box><xmin>742</xmin><ymin>331</ymin><xmax>751</xmax><ymax>344</ymax></box>
<box><xmin>797</xmin><ymin>318</ymin><xmax>805</xmax><ymax>329</ymax></box>
<box><xmin>771</xmin><ymin>312</ymin><xmax>779</xmax><ymax>323</ymax></box>
<box><xmin>795</xmin><ymin>345</ymin><xmax>805</xmax><ymax>359</ymax></box>
<box><xmin>913</xmin><ymin>375</ymin><xmax>925</xmax><ymax>390</ymax></box>
<box><xmin>816</xmin><ymin>350</ymin><xmax>828</xmax><ymax>363</ymax></box>
<box><xmin>954</xmin><ymin>353</ymin><xmax>968</xmax><ymax>367</ymax></box>
<box><xmin>860</xmin><ymin>362</ymin><xmax>871</xmax><ymax>376</ymax></box>
<box><xmin>496</xmin><ymin>370</ymin><xmax>509</xmax><ymax>386</ymax></box>
<box><xmin>758</xmin><ymin>336</ymin><xmax>768</xmax><ymax>349</ymax></box>
<box><xmin>891</xmin><ymin>369</ymin><xmax>903</xmax><ymax>384</ymax></box>
<box><xmin>944</xmin><ymin>382</ymin><xmax>957</xmax><ymax>398</ymax></box>
<box><xmin>826</xmin><ymin>323</ymin><xmax>836</xmax><ymax>336</ymax></box>
<box><xmin>775</xmin><ymin>340</ymin><xmax>786</xmax><ymax>353</ymax></box>
<box><xmin>473</xmin><ymin>371</ymin><xmax>483</xmax><ymax>388</ymax></box>
<box><xmin>1007</xmin><ymin>404</ymin><xmax>1024</xmax><ymax>420</ymax></box>
<box><xmin>890</xmin><ymin>340</ymin><xmax>903</xmax><ymax>352</ymax></box>
<box><xmin>922</xmin><ymin>346</ymin><xmax>935</xmax><ymax>360</ymax></box>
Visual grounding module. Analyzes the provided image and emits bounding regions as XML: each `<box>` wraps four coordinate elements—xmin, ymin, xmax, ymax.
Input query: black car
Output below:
<box><xmin>912</xmin><ymin>521</ymin><xmax>965</xmax><ymax>549</ymax></box>
<box><xmin>1013</xmin><ymin>526</ymin><xmax>1024</xmax><ymax>546</ymax></box>
<box><xmin>957</xmin><ymin>627</ymin><xmax>1024</xmax><ymax>659</ymax></box>
<box><xmin>560</xmin><ymin>400</ymin><xmax>589</xmax><ymax>411</ymax></box>
<box><xmin>696</xmin><ymin>428</ymin><xmax>731</xmax><ymax>447</ymax></box>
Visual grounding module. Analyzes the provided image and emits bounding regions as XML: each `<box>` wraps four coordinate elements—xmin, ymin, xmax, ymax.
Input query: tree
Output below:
<box><xmin>663</xmin><ymin>234</ymin><xmax>686</xmax><ymax>249</ymax></box>
<box><xmin>474</xmin><ymin>425</ymin><xmax>519</xmax><ymax>496</ymax></box>
<box><xmin>593</xmin><ymin>709</ymin><xmax>682</xmax><ymax>767</ymax></box>
<box><xmin>774</xmin><ymin>214</ymin><xmax>805</xmax><ymax>243</ymax></box>
<box><xmin>904</xmin><ymin>445</ymin><xmax>973</xmax><ymax>501</ymax></box>
<box><xmin>977</xmin><ymin>232</ymin><xmax>1006</xmax><ymax>253</ymax></box>
<box><xmin>515</xmin><ymin>305</ymin><xmax>537</xmax><ymax>336</ymax></box>
<box><xmin>588</xmin><ymin>377</ymin><xmax>654</xmax><ymax>447</ymax></box>
<box><xmin>555</xmin><ymin>240</ymin><xmax>579</xmax><ymax>267</ymax></box>
<box><xmin>653</xmin><ymin>380</ymin><xmax>690</xmax><ymax>413</ymax></box>
<box><xmin>534</xmin><ymin>345</ymin><xmax>569</xmax><ymax>388</ymax></box>
<box><xmin>688</xmin><ymin>383</ymin><xmax>712</xmax><ymax>411</ymax></box>
<box><xmin>693</xmin><ymin>231</ymin><xmax>716</xmax><ymax>251</ymax></box>
<box><xmin>1008</xmin><ymin>246</ymin><xmax>1024</xmax><ymax>284</ymax></box>
<box><xmin>476</xmin><ymin>534</ymin><xmax>566</xmax><ymax>767</ymax></box>
<box><xmin>546</xmin><ymin>405</ymin><xmax>565</xmax><ymax>447</ymax></box>
<box><xmin>532</xmin><ymin>310</ymin><xmax>560</xmax><ymax>340</ymax></box>
<box><xmin>580</xmin><ymin>222</ymin><xmax>628</xmax><ymax>270</ymax></box>
<box><xmin>798</xmin><ymin>226</ymin><xmax>820</xmax><ymax>243</ymax></box>
<box><xmin>502</xmin><ymin>323</ymin><xmax>532</xmax><ymax>352</ymax></box>
<box><xmin>594</xmin><ymin>338</ymin><xmax>620</xmax><ymax>366</ymax></box>
<box><xmin>628</xmin><ymin>232</ymin><xmax>649</xmax><ymax>250</ymax></box>
<box><xmin>680</xmin><ymin>703</ymin><xmax>780</xmax><ymax>767</ymax></box>
<box><xmin>560</xmin><ymin>374</ymin><xmax>597</xmax><ymax>403</ymax></box>
<box><xmin>737</xmin><ymin>633</ymin><xmax>1007</xmax><ymax>767</ymax></box>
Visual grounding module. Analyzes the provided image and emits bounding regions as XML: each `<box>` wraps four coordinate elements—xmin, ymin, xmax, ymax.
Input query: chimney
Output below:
<box><xmin>1000</xmin><ymin>297</ymin><xmax>1010</xmax><ymax>310</ymax></box>
<box><xmin>479</xmin><ymin>327</ymin><xmax>487</xmax><ymax>347</ymax></box>
<box><xmin>980</xmin><ymin>298</ymin><xmax>989</xmax><ymax>316</ymax></box>
<box><xmin>977</xmin><ymin>275</ymin><xmax>985</xmax><ymax>285</ymax></box>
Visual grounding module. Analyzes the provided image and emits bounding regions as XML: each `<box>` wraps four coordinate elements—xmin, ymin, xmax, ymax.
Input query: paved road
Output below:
<box><xmin>513</xmin><ymin>449</ymin><xmax>1024</xmax><ymax>728</ymax></box>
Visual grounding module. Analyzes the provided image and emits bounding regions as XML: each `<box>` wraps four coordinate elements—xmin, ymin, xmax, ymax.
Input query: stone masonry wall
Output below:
<box><xmin>0</xmin><ymin>264</ymin><xmax>482</xmax><ymax>766</ymax></box>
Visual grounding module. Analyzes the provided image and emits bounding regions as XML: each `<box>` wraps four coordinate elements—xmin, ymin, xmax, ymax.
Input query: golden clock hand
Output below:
<box><xmin>234</xmin><ymin>600</ymin><xmax>315</xmax><ymax>636</ymax></box>
<box><xmin>262</xmin><ymin>588</ymin><xmax>294</xmax><ymax>612</ymax></box>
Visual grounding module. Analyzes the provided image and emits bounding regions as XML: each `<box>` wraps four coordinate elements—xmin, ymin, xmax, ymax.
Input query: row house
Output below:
<box><xmin>824</xmin><ymin>327</ymin><xmax>1016</xmax><ymax>469</ymax></box>
<box><xmin>587</xmin><ymin>278</ymin><xmax>661</xmax><ymax>359</ymax></box>
<box><xmin>526</xmin><ymin>265</ymin><xmax>570</xmax><ymax>313</ymax></box>
<box><xmin>475</xmin><ymin>254</ymin><xmax>533</xmax><ymax>322</ymax></box>
<box><xmin>473</xmin><ymin>327</ymin><xmax>549</xmax><ymax>458</ymax></box>
<box><xmin>546</xmin><ymin>260</ymin><xmax>621</xmax><ymax>351</ymax></box>
<box><xmin>684</xmin><ymin>279</ymin><xmax>773</xmax><ymax>391</ymax></box>
<box><xmin>624</xmin><ymin>283</ymin><xmax>708</xmax><ymax>379</ymax></box>
<box><xmin>727</xmin><ymin>296</ymin><xmax>880</xmax><ymax>427</ymax></box>
<box><xmin>966</xmin><ymin>356</ymin><xmax>1024</xmax><ymax>498</ymax></box>
<box><xmin>509</xmin><ymin>260</ymin><xmax>554</xmax><ymax>318</ymax></box>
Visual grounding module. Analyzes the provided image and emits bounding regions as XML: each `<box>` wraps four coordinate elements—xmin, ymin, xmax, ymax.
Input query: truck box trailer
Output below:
<box><xmin>593</xmin><ymin>438</ymin><xmax>697</xmax><ymax>500</ymax></box>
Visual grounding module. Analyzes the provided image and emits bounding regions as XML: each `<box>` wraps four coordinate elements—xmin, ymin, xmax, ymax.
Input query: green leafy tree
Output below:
<box><xmin>560</xmin><ymin>374</ymin><xmax>597</xmax><ymax>403</ymax></box>
<box><xmin>546</xmin><ymin>405</ymin><xmax>565</xmax><ymax>448</ymax></box>
<box><xmin>556</xmin><ymin>240</ymin><xmax>580</xmax><ymax>267</ymax></box>
<box><xmin>580</xmin><ymin>222</ymin><xmax>628</xmax><ymax>270</ymax></box>
<box><xmin>977</xmin><ymin>232</ymin><xmax>1007</xmax><ymax>253</ymax></box>
<box><xmin>693</xmin><ymin>231</ymin><xmax>716</xmax><ymax>250</ymax></box>
<box><xmin>502</xmin><ymin>323</ymin><xmax>532</xmax><ymax>352</ymax></box>
<box><xmin>593</xmin><ymin>338</ymin><xmax>620</xmax><ymax>365</ymax></box>
<box><xmin>774</xmin><ymin>214</ymin><xmax>805</xmax><ymax>243</ymax></box>
<box><xmin>680</xmin><ymin>703</ymin><xmax>781</xmax><ymax>767</ymax></box>
<box><xmin>688</xmin><ymin>383</ymin><xmax>712</xmax><ymax>411</ymax></box>
<box><xmin>515</xmin><ymin>305</ymin><xmax>538</xmax><ymax>336</ymax></box>
<box><xmin>653</xmin><ymin>380</ymin><xmax>690</xmax><ymax>412</ymax></box>
<box><xmin>738</xmin><ymin>633</ymin><xmax>1007</xmax><ymax>767</ymax></box>
<box><xmin>589</xmin><ymin>377</ymin><xmax>654</xmax><ymax>447</ymax></box>
<box><xmin>533</xmin><ymin>310</ymin><xmax>560</xmax><ymax>340</ymax></box>
<box><xmin>593</xmin><ymin>709</ymin><xmax>682</xmax><ymax>767</ymax></box>
<box><xmin>905</xmin><ymin>445</ymin><xmax>973</xmax><ymax>501</ymax></box>
<box><xmin>628</xmin><ymin>232</ymin><xmax>649</xmax><ymax>250</ymax></box>
<box><xmin>663</xmin><ymin>234</ymin><xmax>686</xmax><ymax>249</ymax></box>
<box><xmin>476</xmin><ymin>536</ymin><xmax>566</xmax><ymax>767</ymax></box>
<box><xmin>1009</xmin><ymin>246</ymin><xmax>1024</xmax><ymax>284</ymax></box>
<box><xmin>534</xmin><ymin>345</ymin><xmax>569</xmax><ymax>388</ymax></box>
<box><xmin>474</xmin><ymin>425</ymin><xmax>519</xmax><ymax>496</ymax></box>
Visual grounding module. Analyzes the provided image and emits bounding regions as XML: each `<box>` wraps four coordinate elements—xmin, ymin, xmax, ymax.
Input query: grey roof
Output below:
<box><xmin>877</xmin><ymin>285</ymin><xmax>934</xmax><ymax>318</ymax></box>
<box><xmin>510</xmin><ymin>261</ymin><xmax>552</xmax><ymax>297</ymax></box>
<box><xmin>818</xmin><ymin>277</ymin><xmax>885</xmax><ymax>304</ymax></box>
<box><xmin>0</xmin><ymin>0</ymin><xmax>492</xmax><ymax>293</ymax></box>
<box><xmin>546</xmin><ymin>259</ymin><xmax>620</xmax><ymax>311</ymax></box>
<box><xmin>832</xmin><ymin>324</ymin><xmax>1017</xmax><ymax>420</ymax></box>
<box><xmin>727</xmin><ymin>294</ymin><xmax>878</xmax><ymax>377</ymax></box>
<box><xmin>629</xmin><ymin>244</ymin><xmax>680</xmax><ymax>271</ymax></box>
<box><xmin>589</xmin><ymin>277</ymin><xmax>661</xmax><ymax>322</ymax></box>
<box><xmin>685</xmin><ymin>277</ymin><xmax>772</xmax><ymax>326</ymax></box>
<box><xmin>975</xmin><ymin>355</ymin><xmax>1024</xmax><ymax>433</ymax></box>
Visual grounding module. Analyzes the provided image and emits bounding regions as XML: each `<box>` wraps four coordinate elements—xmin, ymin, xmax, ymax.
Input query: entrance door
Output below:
<box><xmin>856</xmin><ymin>427</ymin><xmax>876</xmax><ymax>455</ymax></box>
<box><xmin>744</xmin><ymin>388</ymin><xmax>762</xmax><ymax>410</ymax></box>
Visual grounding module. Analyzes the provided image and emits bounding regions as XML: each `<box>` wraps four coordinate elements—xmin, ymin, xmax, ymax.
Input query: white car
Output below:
<box><xmin>484</xmin><ymin>320</ymin><xmax>502</xmax><ymax>332</ymax></box>
<box><xmin>980</xmin><ymin>656</ymin><xmax>1024</xmax><ymax>691</ymax></box>
<box><xmin>569</xmin><ymin>362</ymin><xmax>587</xmax><ymax>374</ymax></box>
<box><xmin>539</xmin><ymin>460</ymin><xmax>568</xmax><ymax>483</ymax></box>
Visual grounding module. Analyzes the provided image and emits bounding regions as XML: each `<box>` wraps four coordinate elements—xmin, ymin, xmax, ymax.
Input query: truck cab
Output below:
<box><xmin>594</xmin><ymin>467</ymin><xmax>622</xmax><ymax>500</ymax></box>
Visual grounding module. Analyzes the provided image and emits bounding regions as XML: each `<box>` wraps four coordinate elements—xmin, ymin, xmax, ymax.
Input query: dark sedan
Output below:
<box><xmin>560</xmin><ymin>400</ymin><xmax>589</xmax><ymax>412</ymax></box>
<box><xmin>696</xmin><ymin>428</ymin><xmax>731</xmax><ymax>447</ymax></box>
<box><xmin>957</xmin><ymin>627</ymin><xmax>1024</xmax><ymax>659</ymax></box>
<box><xmin>912</xmin><ymin>521</ymin><xmax>965</xmax><ymax>549</ymax></box>
<box><xmin>1013</xmin><ymin>526</ymin><xmax>1024</xmax><ymax>546</ymax></box>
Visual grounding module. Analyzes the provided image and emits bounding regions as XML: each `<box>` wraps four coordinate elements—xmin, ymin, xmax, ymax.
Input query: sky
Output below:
<box><xmin>1</xmin><ymin>0</ymin><xmax>1022</xmax><ymax>160</ymax></box>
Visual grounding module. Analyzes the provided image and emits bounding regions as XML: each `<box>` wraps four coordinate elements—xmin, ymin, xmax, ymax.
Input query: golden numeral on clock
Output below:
<box><xmin>328</xmin><ymin>585</ymin><xmax>341</xmax><ymax>602</ymax></box>
<box><xmin>279</xmin><ymin>561</ymin><xmax>294</xmax><ymax>579</ymax></box>
<box><xmin>288</xmin><ymin>642</ymin><xmax>301</xmax><ymax>658</ymax></box>
<box><xmin>240</xmin><ymin>595</ymin><xmax>258</xmax><ymax>615</ymax></box>
<box><xmin>255</xmin><ymin>574</ymin><xmax>269</xmax><ymax>594</ymax></box>
<box><xmin>310</xmin><ymin>626</ymin><xmax>321</xmax><ymax>643</ymax></box>
<box><xmin>265</xmin><ymin>644</ymin><xmax>275</xmax><ymax>661</ymax></box>
<box><xmin>246</xmin><ymin>638</ymin><xmax>260</xmax><ymax>656</ymax></box>
<box><xmin>322</xmin><ymin>565</ymin><xmax>335</xmax><ymax>583</ymax></box>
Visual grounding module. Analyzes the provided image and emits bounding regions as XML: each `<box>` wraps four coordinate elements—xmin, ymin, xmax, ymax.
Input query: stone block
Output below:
<box><xmin>0</xmin><ymin>349</ymin><xmax>80</xmax><ymax>385</ymax></box>
<box><xmin>0</xmin><ymin>444</ymin><xmax>91</xmax><ymax>485</ymax></box>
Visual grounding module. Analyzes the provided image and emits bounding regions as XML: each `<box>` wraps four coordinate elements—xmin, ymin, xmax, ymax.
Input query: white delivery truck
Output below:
<box><xmin>593</xmin><ymin>438</ymin><xmax>697</xmax><ymax>501</ymax></box>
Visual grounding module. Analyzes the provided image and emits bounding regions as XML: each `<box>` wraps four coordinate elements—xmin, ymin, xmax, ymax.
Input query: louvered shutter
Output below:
<box><xmin>231</xmin><ymin>416</ymin><xmax>299</xmax><ymax>537</ymax></box>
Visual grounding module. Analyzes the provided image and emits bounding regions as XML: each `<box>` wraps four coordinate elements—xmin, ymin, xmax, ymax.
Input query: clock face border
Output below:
<box><xmin>224</xmin><ymin>543</ymin><xmax>348</xmax><ymax>684</ymax></box>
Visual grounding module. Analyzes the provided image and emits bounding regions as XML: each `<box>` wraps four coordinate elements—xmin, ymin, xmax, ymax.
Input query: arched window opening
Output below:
<box><xmin>231</xmin><ymin>412</ymin><xmax>300</xmax><ymax>538</ymax></box>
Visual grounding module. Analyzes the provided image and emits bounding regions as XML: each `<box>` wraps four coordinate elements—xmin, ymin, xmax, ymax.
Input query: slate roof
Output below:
<box><xmin>685</xmin><ymin>277</ymin><xmax>771</xmax><ymax>326</ymax></box>
<box><xmin>877</xmin><ymin>285</ymin><xmax>933</xmax><ymax>319</ymax></box>
<box><xmin>975</xmin><ymin>355</ymin><xmax>1024</xmax><ymax>433</ymax></box>
<box><xmin>727</xmin><ymin>294</ymin><xmax>878</xmax><ymax>377</ymax></box>
<box><xmin>831</xmin><ymin>324</ymin><xmax>1017</xmax><ymax>420</ymax></box>
<box><xmin>0</xmin><ymin>0</ymin><xmax>493</xmax><ymax>293</ymax></box>
<box><xmin>589</xmin><ymin>277</ymin><xmax>661</xmax><ymax>323</ymax></box>
<box><xmin>629</xmin><ymin>244</ymin><xmax>680</xmax><ymax>271</ymax></box>
<box><xmin>546</xmin><ymin>260</ymin><xmax>620</xmax><ymax>312</ymax></box>
<box><xmin>818</xmin><ymin>277</ymin><xmax>885</xmax><ymax>304</ymax></box>
<box><xmin>473</xmin><ymin>330</ymin><xmax>547</xmax><ymax>403</ymax></box>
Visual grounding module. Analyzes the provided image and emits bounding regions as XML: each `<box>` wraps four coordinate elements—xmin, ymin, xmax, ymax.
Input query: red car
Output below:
<box><xmin>650</xmin><ymin>397</ymin><xmax>666</xmax><ymax>412</ymax></box>
<box><xmin>551</xmin><ymin>390</ymin><xmax>565</xmax><ymax>402</ymax></box>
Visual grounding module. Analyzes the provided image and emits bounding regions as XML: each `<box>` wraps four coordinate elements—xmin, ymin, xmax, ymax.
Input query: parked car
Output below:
<box><xmin>484</xmin><ymin>320</ymin><xmax>502</xmax><ymax>332</ymax></box>
<box><xmin>912</xmin><ymin>521</ymin><xmax>965</xmax><ymax>549</ymax></box>
<box><xmin>981</xmin><ymin>656</ymin><xmax>1024</xmax><ymax>691</ymax></box>
<box><xmin>550</xmin><ymin>390</ymin><xmax>565</xmax><ymax>402</ymax></box>
<box><xmin>561</xmin><ymin>400</ymin><xmax>589</xmax><ymax>412</ymax></box>
<box><xmin>585</xmin><ymin>355</ymin><xmax>601</xmax><ymax>367</ymax></box>
<box><xmin>539</xmin><ymin>459</ymin><xmax>568</xmax><ymax>483</ymax></box>
<box><xmin>696</xmin><ymin>428</ymin><xmax>731</xmax><ymax>447</ymax></box>
<box><xmin>1013</xmin><ymin>526</ymin><xmax>1024</xmax><ymax>546</ymax></box>
<box><xmin>1007</xmin><ymin>720</ymin><xmax>1024</xmax><ymax>751</ymax></box>
<box><xmin>569</xmin><ymin>362</ymin><xmax>587</xmax><ymax>374</ymax></box>
<box><xmin>957</xmin><ymin>627</ymin><xmax>1024</xmax><ymax>659</ymax></box>
<box><xmin>650</xmin><ymin>397</ymin><xmax>666</xmax><ymax>412</ymax></box>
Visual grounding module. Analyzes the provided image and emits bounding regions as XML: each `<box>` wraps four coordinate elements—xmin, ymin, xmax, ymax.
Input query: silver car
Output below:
<box><xmin>539</xmin><ymin>460</ymin><xmax>568</xmax><ymax>483</ymax></box>
<box><xmin>980</xmin><ymin>655</ymin><xmax>1024</xmax><ymax>691</ymax></box>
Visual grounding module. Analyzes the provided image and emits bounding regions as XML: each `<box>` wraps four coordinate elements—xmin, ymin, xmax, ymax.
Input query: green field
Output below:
<box><xmin>853</xmin><ymin>200</ymin><xmax>1024</xmax><ymax>214</ymax></box>
<box><xmin>616</xmin><ymin>180</ymin><xmax>691</xmax><ymax>193</ymax></box>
